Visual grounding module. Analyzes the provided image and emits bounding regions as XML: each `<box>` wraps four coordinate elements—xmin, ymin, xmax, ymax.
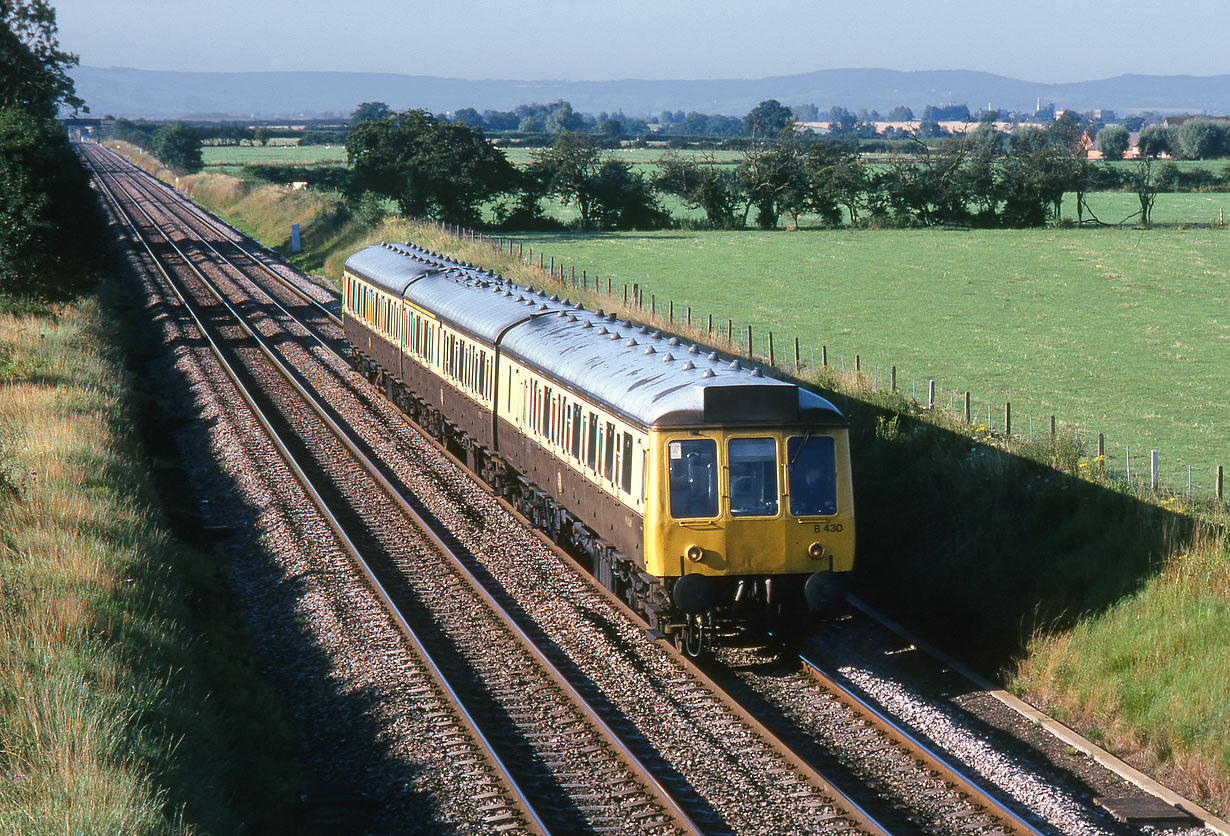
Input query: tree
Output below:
<box><xmin>1097</xmin><ymin>124</ymin><xmax>1130</xmax><ymax>161</ymax></box>
<box><xmin>0</xmin><ymin>107</ymin><xmax>103</xmax><ymax>300</ymax></box>
<box><xmin>1175</xmin><ymin>118</ymin><xmax>1226</xmax><ymax>160</ymax></box>
<box><xmin>544</xmin><ymin>100</ymin><xmax>585</xmax><ymax>134</ymax></box>
<box><xmin>151</xmin><ymin>122</ymin><xmax>203</xmax><ymax>174</ymax></box>
<box><xmin>350</xmin><ymin>101</ymin><xmax>391</xmax><ymax>124</ymax></box>
<box><xmin>346</xmin><ymin>109</ymin><xmax>517</xmax><ymax>226</ymax></box>
<box><xmin>743</xmin><ymin>99</ymin><xmax>793</xmax><ymax>138</ymax></box>
<box><xmin>531</xmin><ymin>131</ymin><xmax>603</xmax><ymax>229</ymax></box>
<box><xmin>1137</xmin><ymin>125</ymin><xmax>1173</xmax><ymax>158</ymax></box>
<box><xmin>887</xmin><ymin>105</ymin><xmax>914</xmax><ymax>121</ymax></box>
<box><xmin>654</xmin><ymin>151</ymin><xmax>741</xmax><ymax>229</ymax></box>
<box><xmin>1</xmin><ymin>0</ymin><xmax>83</xmax><ymax>116</ymax></box>
<box><xmin>1128</xmin><ymin>156</ymin><xmax>1176</xmax><ymax>226</ymax></box>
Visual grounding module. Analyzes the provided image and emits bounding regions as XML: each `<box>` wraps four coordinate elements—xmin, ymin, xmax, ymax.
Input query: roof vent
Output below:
<box><xmin>644</xmin><ymin>346</ymin><xmax>656</xmax><ymax>355</ymax></box>
<box><xmin>581</xmin><ymin>320</ymin><xmax>593</xmax><ymax>329</ymax></box>
<box><xmin>638</xmin><ymin>325</ymin><xmax>649</xmax><ymax>334</ymax></box>
<box><xmin>567</xmin><ymin>314</ymin><xmax>578</xmax><ymax>322</ymax></box>
<box><xmin>606</xmin><ymin>313</ymin><xmax>618</xmax><ymax>322</ymax></box>
<box><xmin>597</xmin><ymin>327</ymin><xmax>608</xmax><ymax>335</ymax></box>
<box><xmin>609</xmin><ymin>332</ymin><xmax>621</xmax><ymax>340</ymax></box>
<box><xmin>574</xmin><ymin>302</ymin><xmax>585</xmax><ymax>310</ymax></box>
<box><xmin>537</xmin><ymin>289</ymin><xmax>548</xmax><ymax>298</ymax></box>
<box><xmin>683</xmin><ymin>361</ymin><xmax>695</xmax><ymax>370</ymax></box>
<box><xmin>750</xmin><ymin>367</ymin><xmax>763</xmax><ymax>377</ymax></box>
<box><xmin>537</xmin><ymin>303</ymin><xmax>548</xmax><ymax>311</ymax></box>
<box><xmin>729</xmin><ymin>360</ymin><xmax>742</xmax><ymax>370</ymax></box>
<box><xmin>702</xmin><ymin>369</ymin><xmax>716</xmax><ymax>378</ymax></box>
<box><xmin>626</xmin><ymin>338</ymin><xmax>638</xmax><ymax>346</ymax></box>
<box><xmin>668</xmin><ymin>337</ymin><xmax>680</xmax><ymax>346</ymax></box>
<box><xmin>549</xmin><ymin>294</ymin><xmax>559</xmax><ymax>302</ymax></box>
<box><xmin>661</xmin><ymin>353</ymin><xmax>675</xmax><ymax>363</ymax></box>
<box><xmin>650</xmin><ymin>330</ymin><xmax>661</xmax><ymax>338</ymax></box>
<box><xmin>688</xmin><ymin>345</ymin><xmax>700</xmax><ymax>354</ymax></box>
<box><xmin>556</xmin><ymin>310</ymin><xmax>567</xmax><ymax>317</ymax></box>
<box><xmin>596</xmin><ymin>309</ymin><xmax>605</xmax><ymax>317</ymax></box>
<box><xmin>708</xmin><ymin>352</ymin><xmax>719</xmax><ymax>361</ymax></box>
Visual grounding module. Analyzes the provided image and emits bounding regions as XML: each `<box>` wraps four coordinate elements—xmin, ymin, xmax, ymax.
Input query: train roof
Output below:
<box><xmin>344</xmin><ymin>243</ymin><xmax>847</xmax><ymax>429</ymax></box>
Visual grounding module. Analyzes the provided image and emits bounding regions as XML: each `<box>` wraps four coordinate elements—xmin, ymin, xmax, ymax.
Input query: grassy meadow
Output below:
<box><xmin>0</xmin><ymin>283</ymin><xmax>298</xmax><ymax>832</ymax></box>
<box><xmin>501</xmin><ymin>227</ymin><xmax>1230</xmax><ymax>492</ymax></box>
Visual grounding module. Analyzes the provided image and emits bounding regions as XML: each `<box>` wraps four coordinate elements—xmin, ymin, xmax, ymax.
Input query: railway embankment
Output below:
<box><xmin>107</xmin><ymin>139</ymin><xmax>1230</xmax><ymax>819</ymax></box>
<box><xmin>0</xmin><ymin>276</ymin><xmax>300</xmax><ymax>831</ymax></box>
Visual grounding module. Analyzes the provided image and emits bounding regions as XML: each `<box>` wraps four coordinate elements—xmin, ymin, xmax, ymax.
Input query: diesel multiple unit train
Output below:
<box><xmin>343</xmin><ymin>242</ymin><xmax>855</xmax><ymax>652</ymax></box>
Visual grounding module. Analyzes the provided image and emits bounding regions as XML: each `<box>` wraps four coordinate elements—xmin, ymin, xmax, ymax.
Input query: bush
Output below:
<box><xmin>0</xmin><ymin>109</ymin><xmax>104</xmax><ymax>303</ymax></box>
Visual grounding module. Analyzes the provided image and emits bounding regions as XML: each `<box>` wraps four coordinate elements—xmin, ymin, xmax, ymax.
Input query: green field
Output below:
<box><xmin>505</xmin><ymin>227</ymin><xmax>1230</xmax><ymax>491</ymax></box>
<box><xmin>202</xmin><ymin>144</ymin><xmax>348</xmax><ymax>167</ymax></box>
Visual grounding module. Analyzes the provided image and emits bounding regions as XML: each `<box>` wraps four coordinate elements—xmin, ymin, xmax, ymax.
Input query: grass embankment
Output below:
<box><xmin>107</xmin><ymin>144</ymin><xmax>1230</xmax><ymax>814</ymax></box>
<box><xmin>0</xmin><ymin>283</ymin><xmax>298</xmax><ymax>831</ymax></box>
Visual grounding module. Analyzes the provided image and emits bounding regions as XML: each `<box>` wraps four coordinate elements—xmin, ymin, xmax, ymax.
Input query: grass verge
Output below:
<box><xmin>0</xmin><ymin>279</ymin><xmax>299</xmax><ymax>833</ymax></box>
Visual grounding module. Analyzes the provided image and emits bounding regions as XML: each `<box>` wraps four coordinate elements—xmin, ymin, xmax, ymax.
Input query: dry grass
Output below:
<box><xmin>0</xmin><ymin>292</ymin><xmax>296</xmax><ymax>833</ymax></box>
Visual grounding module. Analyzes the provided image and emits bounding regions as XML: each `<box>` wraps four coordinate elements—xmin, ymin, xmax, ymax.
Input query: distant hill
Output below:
<box><xmin>72</xmin><ymin>66</ymin><xmax>1230</xmax><ymax>120</ymax></box>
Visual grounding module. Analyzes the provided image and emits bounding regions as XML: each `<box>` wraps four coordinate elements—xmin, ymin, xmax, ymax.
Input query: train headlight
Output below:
<box><xmin>807</xmin><ymin>542</ymin><xmax>826</xmax><ymax>560</ymax></box>
<box><xmin>685</xmin><ymin>544</ymin><xmax>704</xmax><ymax>562</ymax></box>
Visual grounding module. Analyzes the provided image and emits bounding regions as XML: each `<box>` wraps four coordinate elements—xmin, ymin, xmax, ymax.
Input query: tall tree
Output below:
<box><xmin>1</xmin><ymin>0</ymin><xmax>83</xmax><ymax>115</ymax></box>
<box><xmin>350</xmin><ymin>101</ymin><xmax>391</xmax><ymax>124</ymax></box>
<box><xmin>1097</xmin><ymin>124</ymin><xmax>1130</xmax><ymax>161</ymax></box>
<box><xmin>151</xmin><ymin>122</ymin><xmax>203</xmax><ymax>174</ymax></box>
<box><xmin>743</xmin><ymin>99</ymin><xmax>794</xmax><ymax>138</ymax></box>
<box><xmin>0</xmin><ymin>108</ymin><xmax>103</xmax><ymax>300</ymax></box>
<box><xmin>654</xmin><ymin>151</ymin><xmax>741</xmax><ymax>229</ymax></box>
<box><xmin>347</xmin><ymin>109</ymin><xmax>516</xmax><ymax>226</ymax></box>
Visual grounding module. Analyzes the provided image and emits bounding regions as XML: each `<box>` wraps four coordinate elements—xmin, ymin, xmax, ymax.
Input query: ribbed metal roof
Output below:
<box><xmin>344</xmin><ymin>243</ymin><xmax>846</xmax><ymax>429</ymax></box>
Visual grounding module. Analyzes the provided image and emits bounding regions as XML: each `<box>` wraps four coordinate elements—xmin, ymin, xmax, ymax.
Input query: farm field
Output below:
<box><xmin>201</xmin><ymin>144</ymin><xmax>347</xmax><ymax>168</ymax></box>
<box><xmin>506</xmin><ymin>227</ymin><xmax>1230</xmax><ymax>491</ymax></box>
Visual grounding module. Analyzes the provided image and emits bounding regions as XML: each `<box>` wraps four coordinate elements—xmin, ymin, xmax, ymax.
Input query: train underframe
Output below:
<box><xmin>353</xmin><ymin>349</ymin><xmax>826</xmax><ymax>655</ymax></box>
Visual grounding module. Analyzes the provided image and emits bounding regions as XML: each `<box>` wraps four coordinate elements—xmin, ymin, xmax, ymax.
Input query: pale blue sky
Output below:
<box><xmin>52</xmin><ymin>0</ymin><xmax>1230</xmax><ymax>83</ymax></box>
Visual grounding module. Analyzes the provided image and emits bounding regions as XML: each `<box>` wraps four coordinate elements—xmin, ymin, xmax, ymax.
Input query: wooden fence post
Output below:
<box><xmin>1049</xmin><ymin>415</ymin><xmax>1056</xmax><ymax>442</ymax></box>
<box><xmin>890</xmin><ymin>365</ymin><xmax>897</xmax><ymax>392</ymax></box>
<box><xmin>1151</xmin><ymin>450</ymin><xmax>1159</xmax><ymax>491</ymax></box>
<box><xmin>821</xmin><ymin>345</ymin><xmax>827</xmax><ymax>367</ymax></box>
<box><xmin>928</xmin><ymin>380</ymin><xmax>935</xmax><ymax>409</ymax></box>
<box><xmin>1098</xmin><ymin>433</ymin><xmax>1105</xmax><ymax>476</ymax></box>
<box><xmin>1005</xmin><ymin>403</ymin><xmax>1011</xmax><ymax>437</ymax></box>
<box><xmin>1217</xmin><ymin>465</ymin><xmax>1224</xmax><ymax>501</ymax></box>
<box><xmin>746</xmin><ymin>325</ymin><xmax>753</xmax><ymax>357</ymax></box>
<box><xmin>964</xmin><ymin>392</ymin><xmax>971</xmax><ymax>423</ymax></box>
<box><xmin>794</xmin><ymin>337</ymin><xmax>800</xmax><ymax>369</ymax></box>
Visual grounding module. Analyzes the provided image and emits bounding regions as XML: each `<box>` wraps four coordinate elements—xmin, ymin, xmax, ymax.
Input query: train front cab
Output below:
<box><xmin>643</xmin><ymin>425</ymin><xmax>855</xmax><ymax>632</ymax></box>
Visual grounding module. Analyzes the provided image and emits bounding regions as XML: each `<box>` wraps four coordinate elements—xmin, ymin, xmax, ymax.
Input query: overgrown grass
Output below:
<box><xmin>0</xmin><ymin>283</ymin><xmax>299</xmax><ymax>832</ymax></box>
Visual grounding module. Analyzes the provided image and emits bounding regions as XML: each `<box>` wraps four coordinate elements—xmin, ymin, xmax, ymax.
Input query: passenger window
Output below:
<box><xmin>571</xmin><ymin>405</ymin><xmax>583</xmax><ymax>460</ymax></box>
<box><xmin>603</xmin><ymin>422</ymin><xmax>615</xmax><ymax>482</ymax></box>
<box><xmin>668</xmin><ymin>439</ymin><xmax>717</xmax><ymax>518</ymax></box>
<box><xmin>787</xmin><ymin>436</ymin><xmax>838</xmax><ymax>516</ymax></box>
<box><xmin>587</xmin><ymin>414</ymin><xmax>598</xmax><ymax>471</ymax></box>
<box><xmin>621</xmin><ymin>433</ymin><xmax>633</xmax><ymax>493</ymax></box>
<box><xmin>728</xmin><ymin>437</ymin><xmax>779</xmax><ymax>517</ymax></box>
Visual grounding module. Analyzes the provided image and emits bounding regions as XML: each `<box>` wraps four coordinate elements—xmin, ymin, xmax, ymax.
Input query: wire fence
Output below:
<box><xmin>427</xmin><ymin>220</ymin><xmax>1227</xmax><ymax>505</ymax></box>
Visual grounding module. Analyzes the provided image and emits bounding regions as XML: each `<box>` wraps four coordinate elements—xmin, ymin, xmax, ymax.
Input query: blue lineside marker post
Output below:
<box><xmin>291</xmin><ymin>223</ymin><xmax>301</xmax><ymax>254</ymax></box>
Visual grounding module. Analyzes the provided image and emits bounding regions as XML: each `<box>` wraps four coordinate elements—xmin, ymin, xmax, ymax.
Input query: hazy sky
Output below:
<box><xmin>52</xmin><ymin>0</ymin><xmax>1230</xmax><ymax>83</ymax></box>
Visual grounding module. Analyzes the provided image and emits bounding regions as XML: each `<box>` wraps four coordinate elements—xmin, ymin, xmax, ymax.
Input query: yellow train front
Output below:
<box><xmin>342</xmin><ymin>243</ymin><xmax>854</xmax><ymax>654</ymax></box>
<box><xmin>641</xmin><ymin>394</ymin><xmax>855</xmax><ymax>653</ymax></box>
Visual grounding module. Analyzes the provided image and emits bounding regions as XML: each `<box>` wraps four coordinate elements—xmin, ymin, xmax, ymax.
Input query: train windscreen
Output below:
<box><xmin>668</xmin><ymin>439</ymin><xmax>717</xmax><ymax>518</ymax></box>
<box><xmin>787</xmin><ymin>435</ymin><xmax>838</xmax><ymax>516</ymax></box>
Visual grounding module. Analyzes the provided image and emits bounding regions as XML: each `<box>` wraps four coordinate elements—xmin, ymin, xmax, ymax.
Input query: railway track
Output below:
<box><xmin>82</xmin><ymin>142</ymin><xmax>1152</xmax><ymax>836</ymax></box>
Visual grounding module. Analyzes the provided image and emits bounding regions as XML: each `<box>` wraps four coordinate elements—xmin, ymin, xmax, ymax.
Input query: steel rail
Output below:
<box><xmin>792</xmin><ymin>649</ymin><xmax>1048</xmax><ymax>836</ymax></box>
<box><xmin>84</xmin><ymin>148</ymin><xmax>553</xmax><ymax>836</ymax></box>
<box><xmin>87</xmin><ymin>147</ymin><xmax>707</xmax><ymax>836</ymax></box>
<box><xmin>86</xmin><ymin>143</ymin><xmax>342</xmax><ymax>328</ymax></box>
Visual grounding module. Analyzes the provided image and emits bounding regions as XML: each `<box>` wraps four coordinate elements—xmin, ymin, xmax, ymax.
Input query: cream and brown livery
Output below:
<box><xmin>344</xmin><ymin>242</ymin><xmax>854</xmax><ymax>653</ymax></box>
